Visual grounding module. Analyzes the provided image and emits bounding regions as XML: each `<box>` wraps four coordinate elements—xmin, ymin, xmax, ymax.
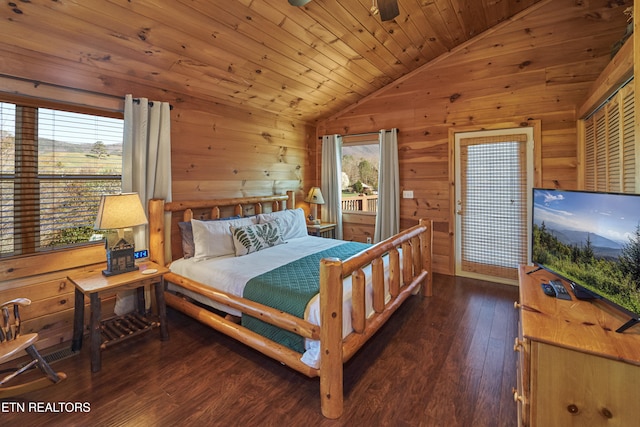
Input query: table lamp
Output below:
<box><xmin>304</xmin><ymin>187</ymin><xmax>325</xmax><ymax>225</ymax></box>
<box><xmin>94</xmin><ymin>193</ymin><xmax>148</xmax><ymax>276</ymax></box>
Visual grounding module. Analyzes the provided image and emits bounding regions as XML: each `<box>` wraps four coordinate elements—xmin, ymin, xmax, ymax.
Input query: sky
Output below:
<box><xmin>533</xmin><ymin>189</ymin><xmax>640</xmax><ymax>245</ymax></box>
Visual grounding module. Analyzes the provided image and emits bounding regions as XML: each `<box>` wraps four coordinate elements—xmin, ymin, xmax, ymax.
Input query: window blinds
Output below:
<box><xmin>583</xmin><ymin>83</ymin><xmax>635</xmax><ymax>193</ymax></box>
<box><xmin>1</xmin><ymin>103</ymin><xmax>123</xmax><ymax>257</ymax></box>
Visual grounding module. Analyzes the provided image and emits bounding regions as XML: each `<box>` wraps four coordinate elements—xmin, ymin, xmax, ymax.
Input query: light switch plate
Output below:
<box><xmin>403</xmin><ymin>190</ymin><xmax>414</xmax><ymax>199</ymax></box>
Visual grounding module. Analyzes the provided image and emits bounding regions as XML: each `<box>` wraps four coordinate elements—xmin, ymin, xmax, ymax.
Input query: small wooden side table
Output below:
<box><xmin>307</xmin><ymin>222</ymin><xmax>336</xmax><ymax>239</ymax></box>
<box><xmin>69</xmin><ymin>261</ymin><xmax>169</xmax><ymax>373</ymax></box>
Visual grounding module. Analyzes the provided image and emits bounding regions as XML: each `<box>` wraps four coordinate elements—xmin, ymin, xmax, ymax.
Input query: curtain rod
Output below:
<box><xmin>317</xmin><ymin>129</ymin><xmax>399</xmax><ymax>140</ymax></box>
<box><xmin>133</xmin><ymin>97</ymin><xmax>174</xmax><ymax>110</ymax></box>
<box><xmin>583</xmin><ymin>75</ymin><xmax>633</xmax><ymax>121</ymax></box>
<box><xmin>0</xmin><ymin>75</ymin><xmax>176</xmax><ymax>112</ymax></box>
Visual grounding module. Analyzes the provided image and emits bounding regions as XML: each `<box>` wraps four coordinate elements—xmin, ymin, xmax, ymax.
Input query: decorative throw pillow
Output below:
<box><xmin>178</xmin><ymin>221</ymin><xmax>197</xmax><ymax>259</ymax></box>
<box><xmin>178</xmin><ymin>215</ymin><xmax>243</xmax><ymax>259</ymax></box>
<box><xmin>230</xmin><ymin>219</ymin><xmax>285</xmax><ymax>256</ymax></box>
<box><xmin>192</xmin><ymin>216</ymin><xmax>257</xmax><ymax>261</ymax></box>
<box><xmin>256</xmin><ymin>208</ymin><xmax>308</xmax><ymax>241</ymax></box>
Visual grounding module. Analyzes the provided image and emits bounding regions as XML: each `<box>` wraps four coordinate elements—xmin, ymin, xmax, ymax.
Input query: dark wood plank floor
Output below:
<box><xmin>1</xmin><ymin>274</ymin><xmax>519</xmax><ymax>426</ymax></box>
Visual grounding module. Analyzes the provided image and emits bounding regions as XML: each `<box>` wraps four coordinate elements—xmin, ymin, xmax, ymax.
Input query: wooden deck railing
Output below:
<box><xmin>341</xmin><ymin>195</ymin><xmax>378</xmax><ymax>212</ymax></box>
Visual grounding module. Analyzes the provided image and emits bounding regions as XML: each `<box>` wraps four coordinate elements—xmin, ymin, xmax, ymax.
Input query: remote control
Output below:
<box><xmin>549</xmin><ymin>280</ymin><xmax>572</xmax><ymax>300</ymax></box>
<box><xmin>541</xmin><ymin>283</ymin><xmax>556</xmax><ymax>297</ymax></box>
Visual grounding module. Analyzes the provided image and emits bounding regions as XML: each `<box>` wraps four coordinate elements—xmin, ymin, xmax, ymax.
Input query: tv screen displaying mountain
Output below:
<box><xmin>531</xmin><ymin>188</ymin><xmax>640</xmax><ymax>329</ymax></box>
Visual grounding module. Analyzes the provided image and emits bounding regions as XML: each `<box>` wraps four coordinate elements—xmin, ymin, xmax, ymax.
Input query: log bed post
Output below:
<box><xmin>319</xmin><ymin>257</ymin><xmax>344</xmax><ymax>419</ymax></box>
<box><xmin>420</xmin><ymin>219</ymin><xmax>433</xmax><ymax>296</ymax></box>
<box><xmin>148</xmin><ymin>199</ymin><xmax>166</xmax><ymax>267</ymax></box>
<box><xmin>285</xmin><ymin>190</ymin><xmax>295</xmax><ymax>209</ymax></box>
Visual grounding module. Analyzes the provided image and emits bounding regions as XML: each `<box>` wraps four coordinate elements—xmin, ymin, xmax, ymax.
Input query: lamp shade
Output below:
<box><xmin>305</xmin><ymin>187</ymin><xmax>325</xmax><ymax>205</ymax></box>
<box><xmin>94</xmin><ymin>193</ymin><xmax>148</xmax><ymax>230</ymax></box>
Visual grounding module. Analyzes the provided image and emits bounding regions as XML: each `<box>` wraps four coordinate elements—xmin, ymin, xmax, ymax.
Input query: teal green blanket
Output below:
<box><xmin>242</xmin><ymin>242</ymin><xmax>370</xmax><ymax>353</ymax></box>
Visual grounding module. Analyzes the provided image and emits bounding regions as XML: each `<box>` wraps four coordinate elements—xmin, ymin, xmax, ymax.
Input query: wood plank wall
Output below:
<box><xmin>0</xmin><ymin>0</ymin><xmax>630</xmax><ymax>351</ymax></box>
<box><xmin>0</xmin><ymin>83</ymin><xmax>315</xmax><ymax>348</ymax></box>
<box><xmin>0</xmin><ymin>63</ymin><xmax>313</xmax><ymax>353</ymax></box>
<box><xmin>315</xmin><ymin>0</ymin><xmax>631</xmax><ymax>275</ymax></box>
<box><xmin>0</xmin><ymin>246</ymin><xmax>109</xmax><ymax>353</ymax></box>
<box><xmin>170</xmin><ymin>101</ymin><xmax>313</xmax><ymax>205</ymax></box>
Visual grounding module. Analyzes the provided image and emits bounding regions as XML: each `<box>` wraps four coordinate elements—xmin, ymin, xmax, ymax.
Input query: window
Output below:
<box><xmin>341</xmin><ymin>137</ymin><xmax>379</xmax><ymax>213</ymax></box>
<box><xmin>581</xmin><ymin>79</ymin><xmax>636</xmax><ymax>193</ymax></box>
<box><xmin>0</xmin><ymin>102</ymin><xmax>123</xmax><ymax>257</ymax></box>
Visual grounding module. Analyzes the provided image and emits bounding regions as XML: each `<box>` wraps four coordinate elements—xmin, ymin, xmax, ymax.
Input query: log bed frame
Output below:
<box><xmin>147</xmin><ymin>191</ymin><xmax>433</xmax><ymax>419</ymax></box>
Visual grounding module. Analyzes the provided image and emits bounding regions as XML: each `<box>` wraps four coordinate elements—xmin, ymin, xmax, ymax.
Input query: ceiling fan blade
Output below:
<box><xmin>289</xmin><ymin>0</ymin><xmax>312</xmax><ymax>5</ymax></box>
<box><xmin>378</xmin><ymin>0</ymin><xmax>399</xmax><ymax>21</ymax></box>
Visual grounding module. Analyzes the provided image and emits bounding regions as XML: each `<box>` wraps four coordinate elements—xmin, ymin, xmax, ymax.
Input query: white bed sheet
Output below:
<box><xmin>168</xmin><ymin>235</ymin><xmax>394</xmax><ymax>368</ymax></box>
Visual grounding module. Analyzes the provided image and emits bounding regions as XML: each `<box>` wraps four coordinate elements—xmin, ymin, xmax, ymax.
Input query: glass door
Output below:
<box><xmin>454</xmin><ymin>128</ymin><xmax>534</xmax><ymax>284</ymax></box>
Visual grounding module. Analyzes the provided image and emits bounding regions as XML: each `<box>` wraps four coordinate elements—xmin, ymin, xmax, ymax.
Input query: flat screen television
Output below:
<box><xmin>531</xmin><ymin>188</ymin><xmax>640</xmax><ymax>332</ymax></box>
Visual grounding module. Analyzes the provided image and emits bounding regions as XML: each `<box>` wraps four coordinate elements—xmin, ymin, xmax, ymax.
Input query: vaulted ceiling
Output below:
<box><xmin>1</xmin><ymin>0</ymin><xmax>546</xmax><ymax>122</ymax></box>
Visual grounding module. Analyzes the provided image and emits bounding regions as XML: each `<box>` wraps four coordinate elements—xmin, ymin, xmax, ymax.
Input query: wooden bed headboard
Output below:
<box><xmin>148</xmin><ymin>190</ymin><xmax>295</xmax><ymax>266</ymax></box>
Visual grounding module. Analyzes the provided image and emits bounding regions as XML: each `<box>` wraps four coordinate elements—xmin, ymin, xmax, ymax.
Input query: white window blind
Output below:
<box><xmin>0</xmin><ymin>103</ymin><xmax>123</xmax><ymax>257</ymax></box>
<box><xmin>582</xmin><ymin>81</ymin><xmax>635</xmax><ymax>193</ymax></box>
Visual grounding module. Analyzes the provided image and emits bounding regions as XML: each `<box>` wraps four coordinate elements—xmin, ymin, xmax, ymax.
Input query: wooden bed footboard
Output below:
<box><xmin>319</xmin><ymin>219</ymin><xmax>432</xmax><ymax>418</ymax></box>
<box><xmin>147</xmin><ymin>192</ymin><xmax>433</xmax><ymax>419</ymax></box>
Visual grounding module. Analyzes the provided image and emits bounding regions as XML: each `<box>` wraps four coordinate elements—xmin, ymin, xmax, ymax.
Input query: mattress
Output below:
<box><xmin>168</xmin><ymin>235</ymin><xmax>395</xmax><ymax>368</ymax></box>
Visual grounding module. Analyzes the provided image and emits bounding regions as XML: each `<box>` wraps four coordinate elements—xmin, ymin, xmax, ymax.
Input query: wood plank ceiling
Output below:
<box><xmin>0</xmin><ymin>0</ymin><xmax>541</xmax><ymax>123</ymax></box>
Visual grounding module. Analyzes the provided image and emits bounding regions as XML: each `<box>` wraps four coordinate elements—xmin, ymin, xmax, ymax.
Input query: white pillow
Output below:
<box><xmin>192</xmin><ymin>216</ymin><xmax>257</xmax><ymax>260</ymax></box>
<box><xmin>256</xmin><ymin>208</ymin><xmax>307</xmax><ymax>241</ymax></box>
<box><xmin>230</xmin><ymin>220</ymin><xmax>285</xmax><ymax>256</ymax></box>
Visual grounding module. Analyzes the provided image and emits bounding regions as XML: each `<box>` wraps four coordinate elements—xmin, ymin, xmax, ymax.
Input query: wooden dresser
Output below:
<box><xmin>515</xmin><ymin>265</ymin><xmax>640</xmax><ymax>427</ymax></box>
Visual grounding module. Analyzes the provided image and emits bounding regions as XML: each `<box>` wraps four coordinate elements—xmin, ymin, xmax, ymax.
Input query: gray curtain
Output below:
<box><xmin>374</xmin><ymin>128</ymin><xmax>399</xmax><ymax>243</ymax></box>
<box><xmin>116</xmin><ymin>94</ymin><xmax>172</xmax><ymax>314</ymax></box>
<box><xmin>122</xmin><ymin>94</ymin><xmax>172</xmax><ymax>251</ymax></box>
<box><xmin>321</xmin><ymin>134</ymin><xmax>343</xmax><ymax>240</ymax></box>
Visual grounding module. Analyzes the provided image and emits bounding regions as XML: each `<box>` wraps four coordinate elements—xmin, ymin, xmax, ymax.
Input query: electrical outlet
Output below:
<box><xmin>403</xmin><ymin>190</ymin><xmax>414</xmax><ymax>199</ymax></box>
<box><xmin>366</xmin><ymin>237</ymin><xmax>372</xmax><ymax>244</ymax></box>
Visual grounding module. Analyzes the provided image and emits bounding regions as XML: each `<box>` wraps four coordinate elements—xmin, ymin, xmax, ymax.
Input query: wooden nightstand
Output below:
<box><xmin>69</xmin><ymin>261</ymin><xmax>169</xmax><ymax>372</ymax></box>
<box><xmin>307</xmin><ymin>223</ymin><xmax>336</xmax><ymax>239</ymax></box>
